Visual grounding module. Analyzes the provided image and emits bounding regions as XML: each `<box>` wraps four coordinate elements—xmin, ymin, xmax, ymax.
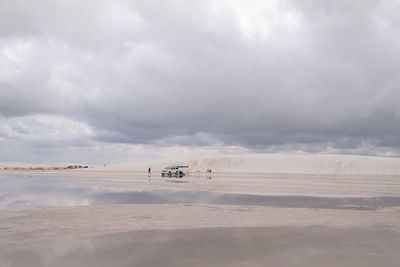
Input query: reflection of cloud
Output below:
<box><xmin>0</xmin><ymin>195</ymin><xmax>92</xmax><ymax>210</ymax></box>
<box><xmin>0</xmin><ymin>177</ymin><xmax>94</xmax><ymax>210</ymax></box>
<box><xmin>2</xmin><ymin>176</ymin><xmax>400</xmax><ymax>211</ymax></box>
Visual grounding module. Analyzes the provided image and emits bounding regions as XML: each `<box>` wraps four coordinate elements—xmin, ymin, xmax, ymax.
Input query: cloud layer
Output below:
<box><xmin>1</xmin><ymin>0</ymin><xmax>400</xmax><ymax>162</ymax></box>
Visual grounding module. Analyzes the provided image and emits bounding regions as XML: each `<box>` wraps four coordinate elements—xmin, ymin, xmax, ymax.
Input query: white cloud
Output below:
<box><xmin>0</xmin><ymin>0</ymin><xmax>400</xmax><ymax>162</ymax></box>
<box><xmin>0</xmin><ymin>114</ymin><xmax>94</xmax><ymax>143</ymax></box>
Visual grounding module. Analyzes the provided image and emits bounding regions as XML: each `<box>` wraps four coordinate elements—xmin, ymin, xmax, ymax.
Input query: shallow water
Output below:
<box><xmin>0</xmin><ymin>176</ymin><xmax>95</xmax><ymax>210</ymax></box>
<box><xmin>2</xmin><ymin>226</ymin><xmax>400</xmax><ymax>267</ymax></box>
<box><xmin>1</xmin><ymin>176</ymin><xmax>400</xmax><ymax>210</ymax></box>
<box><xmin>93</xmin><ymin>190</ymin><xmax>400</xmax><ymax>210</ymax></box>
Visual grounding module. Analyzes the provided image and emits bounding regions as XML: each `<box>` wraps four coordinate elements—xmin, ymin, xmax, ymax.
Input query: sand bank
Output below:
<box><xmin>90</xmin><ymin>154</ymin><xmax>400</xmax><ymax>175</ymax></box>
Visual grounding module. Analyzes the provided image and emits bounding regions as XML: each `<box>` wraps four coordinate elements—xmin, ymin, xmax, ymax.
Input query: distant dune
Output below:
<box><xmin>97</xmin><ymin>154</ymin><xmax>400</xmax><ymax>175</ymax></box>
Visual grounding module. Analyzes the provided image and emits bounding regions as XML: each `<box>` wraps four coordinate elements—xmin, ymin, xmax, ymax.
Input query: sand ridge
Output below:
<box><xmin>3</xmin><ymin>153</ymin><xmax>400</xmax><ymax>175</ymax></box>
<box><xmin>88</xmin><ymin>154</ymin><xmax>400</xmax><ymax>175</ymax></box>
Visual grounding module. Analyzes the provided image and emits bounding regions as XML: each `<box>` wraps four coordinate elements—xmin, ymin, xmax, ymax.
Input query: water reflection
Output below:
<box><xmin>0</xmin><ymin>176</ymin><xmax>94</xmax><ymax>210</ymax></box>
<box><xmin>1</xmin><ymin>176</ymin><xmax>400</xmax><ymax>211</ymax></box>
<box><xmin>2</xmin><ymin>226</ymin><xmax>400</xmax><ymax>267</ymax></box>
<box><xmin>93</xmin><ymin>190</ymin><xmax>400</xmax><ymax>210</ymax></box>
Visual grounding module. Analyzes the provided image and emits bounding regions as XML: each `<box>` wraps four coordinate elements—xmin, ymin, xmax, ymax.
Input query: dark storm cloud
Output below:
<box><xmin>1</xmin><ymin>0</ymin><xmax>400</xmax><ymax>154</ymax></box>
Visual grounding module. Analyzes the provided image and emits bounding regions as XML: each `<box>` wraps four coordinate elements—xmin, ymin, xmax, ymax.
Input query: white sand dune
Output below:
<box><xmin>98</xmin><ymin>154</ymin><xmax>400</xmax><ymax>175</ymax></box>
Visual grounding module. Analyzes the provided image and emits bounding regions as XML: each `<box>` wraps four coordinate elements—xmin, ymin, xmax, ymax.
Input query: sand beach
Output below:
<box><xmin>1</xmin><ymin>154</ymin><xmax>400</xmax><ymax>266</ymax></box>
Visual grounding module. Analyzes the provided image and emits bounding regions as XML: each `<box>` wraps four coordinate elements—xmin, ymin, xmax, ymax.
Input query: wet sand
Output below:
<box><xmin>2</xmin><ymin>171</ymin><xmax>400</xmax><ymax>197</ymax></box>
<box><xmin>1</xmin><ymin>226</ymin><xmax>400</xmax><ymax>267</ymax></box>
<box><xmin>1</xmin><ymin>170</ymin><xmax>400</xmax><ymax>266</ymax></box>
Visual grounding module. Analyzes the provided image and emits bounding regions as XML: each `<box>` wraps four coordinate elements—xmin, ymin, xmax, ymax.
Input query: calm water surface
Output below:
<box><xmin>1</xmin><ymin>175</ymin><xmax>400</xmax><ymax>210</ymax></box>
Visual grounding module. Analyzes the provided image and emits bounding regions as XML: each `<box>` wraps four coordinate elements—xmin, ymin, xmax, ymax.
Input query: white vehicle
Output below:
<box><xmin>161</xmin><ymin>166</ymin><xmax>185</xmax><ymax>177</ymax></box>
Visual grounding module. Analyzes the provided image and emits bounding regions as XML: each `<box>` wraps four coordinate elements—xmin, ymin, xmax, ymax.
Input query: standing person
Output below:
<box><xmin>148</xmin><ymin>167</ymin><xmax>151</xmax><ymax>182</ymax></box>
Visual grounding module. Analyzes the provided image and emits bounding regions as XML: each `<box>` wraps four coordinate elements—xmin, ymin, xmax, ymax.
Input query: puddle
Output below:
<box><xmin>1</xmin><ymin>176</ymin><xmax>400</xmax><ymax>211</ymax></box>
<box><xmin>0</xmin><ymin>176</ymin><xmax>95</xmax><ymax>210</ymax></box>
<box><xmin>165</xmin><ymin>180</ymin><xmax>189</xmax><ymax>183</ymax></box>
<box><xmin>92</xmin><ymin>190</ymin><xmax>400</xmax><ymax>210</ymax></box>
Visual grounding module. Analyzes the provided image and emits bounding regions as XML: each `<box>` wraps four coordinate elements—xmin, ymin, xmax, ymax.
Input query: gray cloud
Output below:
<box><xmin>1</xmin><ymin>0</ymin><xmax>400</xmax><ymax>162</ymax></box>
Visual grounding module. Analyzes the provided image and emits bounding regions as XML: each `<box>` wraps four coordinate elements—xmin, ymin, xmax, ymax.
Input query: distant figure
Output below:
<box><xmin>148</xmin><ymin>167</ymin><xmax>151</xmax><ymax>181</ymax></box>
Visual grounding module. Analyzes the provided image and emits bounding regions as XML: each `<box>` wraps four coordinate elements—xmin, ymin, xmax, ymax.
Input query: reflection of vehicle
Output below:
<box><xmin>161</xmin><ymin>166</ymin><xmax>186</xmax><ymax>177</ymax></box>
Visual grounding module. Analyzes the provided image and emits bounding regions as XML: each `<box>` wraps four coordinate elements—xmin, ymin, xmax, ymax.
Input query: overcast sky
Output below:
<box><xmin>1</xmin><ymin>0</ymin><xmax>400</xmax><ymax>163</ymax></box>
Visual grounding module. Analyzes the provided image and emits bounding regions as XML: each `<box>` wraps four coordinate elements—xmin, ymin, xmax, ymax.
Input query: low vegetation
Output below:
<box><xmin>3</xmin><ymin>165</ymin><xmax>89</xmax><ymax>171</ymax></box>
